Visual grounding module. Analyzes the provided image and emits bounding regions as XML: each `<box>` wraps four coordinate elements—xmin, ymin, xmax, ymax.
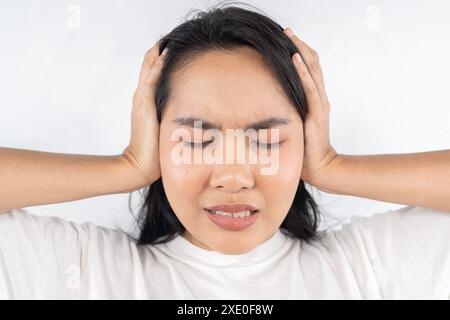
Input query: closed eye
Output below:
<box><xmin>252</xmin><ymin>141</ymin><xmax>281</xmax><ymax>148</ymax></box>
<box><xmin>184</xmin><ymin>141</ymin><xmax>213</xmax><ymax>148</ymax></box>
<box><xmin>183</xmin><ymin>140</ymin><xmax>281</xmax><ymax>149</ymax></box>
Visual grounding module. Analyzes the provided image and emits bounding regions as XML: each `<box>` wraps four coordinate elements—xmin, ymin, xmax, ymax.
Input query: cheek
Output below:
<box><xmin>258</xmin><ymin>142</ymin><xmax>303</xmax><ymax>217</ymax></box>
<box><xmin>159</xmin><ymin>140</ymin><xmax>210</xmax><ymax>220</ymax></box>
<box><xmin>277</xmin><ymin>139</ymin><xmax>303</xmax><ymax>181</ymax></box>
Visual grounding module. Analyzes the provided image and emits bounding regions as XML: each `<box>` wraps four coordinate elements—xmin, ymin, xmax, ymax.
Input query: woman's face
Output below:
<box><xmin>159</xmin><ymin>47</ymin><xmax>304</xmax><ymax>254</ymax></box>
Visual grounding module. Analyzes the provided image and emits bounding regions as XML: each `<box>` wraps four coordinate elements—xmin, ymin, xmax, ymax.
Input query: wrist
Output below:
<box><xmin>303</xmin><ymin>152</ymin><xmax>344</xmax><ymax>194</ymax></box>
<box><xmin>119</xmin><ymin>148</ymin><xmax>159</xmax><ymax>186</ymax></box>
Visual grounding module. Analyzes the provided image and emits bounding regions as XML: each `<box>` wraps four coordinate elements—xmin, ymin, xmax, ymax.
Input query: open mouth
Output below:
<box><xmin>204</xmin><ymin>209</ymin><xmax>259</xmax><ymax>218</ymax></box>
<box><xmin>204</xmin><ymin>208</ymin><xmax>260</xmax><ymax>231</ymax></box>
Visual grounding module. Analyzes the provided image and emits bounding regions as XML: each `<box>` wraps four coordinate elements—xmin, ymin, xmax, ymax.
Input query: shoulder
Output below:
<box><xmin>360</xmin><ymin>206</ymin><xmax>450</xmax><ymax>297</ymax></box>
<box><xmin>305</xmin><ymin>206</ymin><xmax>450</xmax><ymax>270</ymax></box>
<box><xmin>341</xmin><ymin>206</ymin><xmax>450</xmax><ymax>244</ymax></box>
<box><xmin>0</xmin><ymin>208</ymin><xmax>147</xmax><ymax>298</ymax></box>
<box><xmin>0</xmin><ymin>208</ymin><xmax>137</xmax><ymax>250</ymax></box>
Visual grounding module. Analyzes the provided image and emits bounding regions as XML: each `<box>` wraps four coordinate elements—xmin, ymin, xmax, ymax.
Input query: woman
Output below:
<box><xmin>0</xmin><ymin>5</ymin><xmax>449</xmax><ymax>299</ymax></box>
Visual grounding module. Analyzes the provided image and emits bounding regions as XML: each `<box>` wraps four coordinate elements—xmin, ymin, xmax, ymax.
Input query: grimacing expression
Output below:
<box><xmin>159</xmin><ymin>46</ymin><xmax>304</xmax><ymax>255</ymax></box>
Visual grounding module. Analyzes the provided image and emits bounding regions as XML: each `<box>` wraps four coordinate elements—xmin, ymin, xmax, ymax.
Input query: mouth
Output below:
<box><xmin>204</xmin><ymin>208</ymin><xmax>259</xmax><ymax>217</ymax></box>
<box><xmin>204</xmin><ymin>203</ymin><xmax>259</xmax><ymax>214</ymax></box>
<box><xmin>204</xmin><ymin>208</ymin><xmax>260</xmax><ymax>231</ymax></box>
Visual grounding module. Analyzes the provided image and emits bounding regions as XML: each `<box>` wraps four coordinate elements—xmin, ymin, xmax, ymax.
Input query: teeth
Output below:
<box><xmin>211</xmin><ymin>210</ymin><xmax>251</xmax><ymax>218</ymax></box>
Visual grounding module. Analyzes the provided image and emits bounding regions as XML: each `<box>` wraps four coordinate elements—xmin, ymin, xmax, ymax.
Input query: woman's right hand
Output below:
<box><xmin>122</xmin><ymin>43</ymin><xmax>168</xmax><ymax>184</ymax></box>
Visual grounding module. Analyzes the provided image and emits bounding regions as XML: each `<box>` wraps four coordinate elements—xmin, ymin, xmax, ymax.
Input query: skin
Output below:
<box><xmin>2</xmin><ymin>27</ymin><xmax>447</xmax><ymax>247</ymax></box>
<box><xmin>159</xmin><ymin>46</ymin><xmax>305</xmax><ymax>254</ymax></box>
<box><xmin>122</xmin><ymin>28</ymin><xmax>337</xmax><ymax>255</ymax></box>
<box><xmin>122</xmin><ymin>27</ymin><xmax>449</xmax><ymax>256</ymax></box>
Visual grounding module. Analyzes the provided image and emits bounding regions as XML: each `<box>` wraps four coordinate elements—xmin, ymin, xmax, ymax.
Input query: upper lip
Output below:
<box><xmin>205</xmin><ymin>204</ymin><xmax>259</xmax><ymax>213</ymax></box>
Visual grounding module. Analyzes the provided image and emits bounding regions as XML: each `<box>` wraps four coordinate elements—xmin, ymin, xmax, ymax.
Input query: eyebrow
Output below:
<box><xmin>172</xmin><ymin>116</ymin><xmax>291</xmax><ymax>131</ymax></box>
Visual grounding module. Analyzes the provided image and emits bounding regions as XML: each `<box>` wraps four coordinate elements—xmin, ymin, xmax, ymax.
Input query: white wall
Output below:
<box><xmin>1</xmin><ymin>0</ymin><xmax>449</xmax><ymax>232</ymax></box>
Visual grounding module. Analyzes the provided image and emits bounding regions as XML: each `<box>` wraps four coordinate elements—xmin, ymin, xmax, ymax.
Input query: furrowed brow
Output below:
<box><xmin>173</xmin><ymin>117</ymin><xmax>220</xmax><ymax>130</ymax></box>
<box><xmin>172</xmin><ymin>116</ymin><xmax>291</xmax><ymax>131</ymax></box>
<box><xmin>244</xmin><ymin>117</ymin><xmax>291</xmax><ymax>131</ymax></box>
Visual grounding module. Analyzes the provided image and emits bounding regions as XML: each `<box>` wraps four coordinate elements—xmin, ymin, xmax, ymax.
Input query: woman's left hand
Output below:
<box><xmin>283</xmin><ymin>28</ymin><xmax>340</xmax><ymax>188</ymax></box>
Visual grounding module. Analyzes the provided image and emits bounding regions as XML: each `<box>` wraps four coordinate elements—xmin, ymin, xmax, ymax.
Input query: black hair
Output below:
<box><xmin>128</xmin><ymin>1</ymin><xmax>322</xmax><ymax>245</ymax></box>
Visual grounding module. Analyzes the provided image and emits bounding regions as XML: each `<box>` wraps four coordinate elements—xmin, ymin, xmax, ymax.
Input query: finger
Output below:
<box><xmin>291</xmin><ymin>52</ymin><xmax>322</xmax><ymax>117</ymax></box>
<box><xmin>300</xmin><ymin>40</ymin><xmax>330</xmax><ymax>109</ymax></box>
<box><xmin>284</xmin><ymin>28</ymin><xmax>316</xmax><ymax>69</ymax></box>
<box><xmin>284</xmin><ymin>28</ymin><xmax>329</xmax><ymax>110</ymax></box>
<box><xmin>142</xmin><ymin>42</ymin><xmax>162</xmax><ymax>70</ymax></box>
<box><xmin>301</xmin><ymin>43</ymin><xmax>330</xmax><ymax>112</ymax></box>
<box><xmin>301</xmin><ymin>41</ymin><xmax>319</xmax><ymax>62</ymax></box>
<box><xmin>137</xmin><ymin>45</ymin><xmax>168</xmax><ymax>98</ymax></box>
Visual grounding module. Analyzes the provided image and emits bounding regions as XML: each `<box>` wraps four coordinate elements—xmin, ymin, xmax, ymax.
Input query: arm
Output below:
<box><xmin>0</xmin><ymin>42</ymin><xmax>168</xmax><ymax>213</ymax></box>
<box><xmin>283</xmin><ymin>28</ymin><xmax>450</xmax><ymax>213</ymax></box>
<box><xmin>0</xmin><ymin>147</ymin><xmax>154</xmax><ymax>213</ymax></box>
<box><xmin>311</xmin><ymin>150</ymin><xmax>450</xmax><ymax>213</ymax></box>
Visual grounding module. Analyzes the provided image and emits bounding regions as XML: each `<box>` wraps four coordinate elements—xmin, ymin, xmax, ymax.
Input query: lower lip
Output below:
<box><xmin>205</xmin><ymin>209</ymin><xmax>260</xmax><ymax>231</ymax></box>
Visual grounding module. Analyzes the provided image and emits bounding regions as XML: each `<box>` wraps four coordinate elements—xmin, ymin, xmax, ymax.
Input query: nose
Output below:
<box><xmin>209</xmin><ymin>164</ymin><xmax>255</xmax><ymax>193</ymax></box>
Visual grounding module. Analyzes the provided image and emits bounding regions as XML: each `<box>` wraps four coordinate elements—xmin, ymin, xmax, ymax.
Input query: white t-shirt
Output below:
<box><xmin>0</xmin><ymin>206</ymin><xmax>449</xmax><ymax>299</ymax></box>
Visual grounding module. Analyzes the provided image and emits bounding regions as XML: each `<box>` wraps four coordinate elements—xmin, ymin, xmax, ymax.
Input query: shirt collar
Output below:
<box><xmin>160</xmin><ymin>228</ymin><xmax>288</xmax><ymax>267</ymax></box>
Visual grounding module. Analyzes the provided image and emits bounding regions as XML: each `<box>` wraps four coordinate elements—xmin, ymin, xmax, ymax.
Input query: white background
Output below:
<box><xmin>1</xmin><ymin>0</ymin><xmax>449</xmax><ymax>232</ymax></box>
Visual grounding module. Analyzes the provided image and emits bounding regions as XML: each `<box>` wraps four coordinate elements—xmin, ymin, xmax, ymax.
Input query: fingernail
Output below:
<box><xmin>285</xmin><ymin>27</ymin><xmax>294</xmax><ymax>36</ymax></box>
<box><xmin>293</xmin><ymin>53</ymin><xmax>303</xmax><ymax>63</ymax></box>
<box><xmin>161</xmin><ymin>48</ymin><xmax>168</xmax><ymax>56</ymax></box>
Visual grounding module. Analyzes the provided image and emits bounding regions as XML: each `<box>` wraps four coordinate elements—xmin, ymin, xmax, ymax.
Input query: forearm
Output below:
<box><xmin>312</xmin><ymin>149</ymin><xmax>450</xmax><ymax>213</ymax></box>
<box><xmin>0</xmin><ymin>147</ymin><xmax>153</xmax><ymax>212</ymax></box>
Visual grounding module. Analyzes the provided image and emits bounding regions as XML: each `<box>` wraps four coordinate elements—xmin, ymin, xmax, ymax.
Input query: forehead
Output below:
<box><xmin>165</xmin><ymin>47</ymin><xmax>296</xmax><ymax>122</ymax></box>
